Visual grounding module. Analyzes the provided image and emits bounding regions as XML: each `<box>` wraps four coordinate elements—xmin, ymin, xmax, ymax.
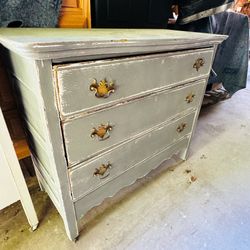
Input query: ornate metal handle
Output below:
<box><xmin>177</xmin><ymin>123</ymin><xmax>187</xmax><ymax>133</ymax></box>
<box><xmin>193</xmin><ymin>58</ymin><xmax>205</xmax><ymax>71</ymax></box>
<box><xmin>90</xmin><ymin>78</ymin><xmax>115</xmax><ymax>98</ymax></box>
<box><xmin>185</xmin><ymin>93</ymin><xmax>195</xmax><ymax>103</ymax></box>
<box><xmin>91</xmin><ymin>123</ymin><xmax>113</xmax><ymax>141</ymax></box>
<box><xmin>93</xmin><ymin>163</ymin><xmax>112</xmax><ymax>179</ymax></box>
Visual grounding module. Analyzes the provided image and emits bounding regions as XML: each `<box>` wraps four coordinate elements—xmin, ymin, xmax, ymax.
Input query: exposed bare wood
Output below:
<box><xmin>13</xmin><ymin>139</ymin><xmax>30</xmax><ymax>160</ymax></box>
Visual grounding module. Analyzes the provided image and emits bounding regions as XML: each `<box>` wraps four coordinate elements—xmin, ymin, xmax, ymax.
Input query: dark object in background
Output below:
<box><xmin>91</xmin><ymin>0</ymin><xmax>174</xmax><ymax>28</ymax></box>
<box><xmin>176</xmin><ymin>1</ymin><xmax>249</xmax><ymax>96</ymax></box>
<box><xmin>91</xmin><ymin>0</ymin><xmax>248</xmax><ymax>97</ymax></box>
<box><xmin>177</xmin><ymin>0</ymin><xmax>234</xmax><ymax>24</ymax></box>
<box><xmin>0</xmin><ymin>0</ymin><xmax>62</xmax><ymax>27</ymax></box>
<box><xmin>211</xmin><ymin>12</ymin><xmax>249</xmax><ymax>95</ymax></box>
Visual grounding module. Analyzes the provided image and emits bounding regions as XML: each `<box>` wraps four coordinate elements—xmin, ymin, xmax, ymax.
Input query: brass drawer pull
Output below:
<box><xmin>93</xmin><ymin>163</ymin><xmax>112</xmax><ymax>179</ymax></box>
<box><xmin>185</xmin><ymin>93</ymin><xmax>195</xmax><ymax>103</ymax></box>
<box><xmin>177</xmin><ymin>123</ymin><xmax>187</xmax><ymax>133</ymax></box>
<box><xmin>193</xmin><ymin>58</ymin><xmax>205</xmax><ymax>71</ymax></box>
<box><xmin>90</xmin><ymin>78</ymin><xmax>115</xmax><ymax>98</ymax></box>
<box><xmin>91</xmin><ymin>123</ymin><xmax>113</xmax><ymax>141</ymax></box>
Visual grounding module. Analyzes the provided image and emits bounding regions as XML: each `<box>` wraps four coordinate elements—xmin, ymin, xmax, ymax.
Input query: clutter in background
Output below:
<box><xmin>232</xmin><ymin>0</ymin><xmax>250</xmax><ymax>16</ymax></box>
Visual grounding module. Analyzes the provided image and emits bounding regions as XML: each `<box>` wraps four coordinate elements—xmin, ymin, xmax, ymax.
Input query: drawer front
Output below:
<box><xmin>74</xmin><ymin>137</ymin><xmax>190</xmax><ymax>220</ymax></box>
<box><xmin>63</xmin><ymin>80</ymin><xmax>205</xmax><ymax>165</ymax></box>
<box><xmin>69</xmin><ymin>111</ymin><xmax>195</xmax><ymax>201</ymax></box>
<box><xmin>55</xmin><ymin>48</ymin><xmax>213</xmax><ymax>117</ymax></box>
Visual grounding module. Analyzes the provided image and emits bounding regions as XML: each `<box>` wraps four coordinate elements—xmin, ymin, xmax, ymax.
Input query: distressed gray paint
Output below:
<box><xmin>55</xmin><ymin>48</ymin><xmax>213</xmax><ymax>117</ymax></box>
<box><xmin>74</xmin><ymin>137</ymin><xmax>190</xmax><ymax>221</ymax></box>
<box><xmin>1</xmin><ymin>48</ymin><xmax>41</xmax><ymax>93</ymax></box>
<box><xmin>0</xmin><ymin>28</ymin><xmax>227</xmax><ymax>60</ymax></box>
<box><xmin>11</xmin><ymin>76</ymin><xmax>48</xmax><ymax>141</ymax></box>
<box><xmin>32</xmin><ymin>156</ymin><xmax>62</xmax><ymax>216</ymax></box>
<box><xmin>24</xmin><ymin>127</ymin><xmax>56</xmax><ymax>183</ymax></box>
<box><xmin>70</xmin><ymin>112</ymin><xmax>196</xmax><ymax>201</ymax></box>
<box><xmin>0</xmin><ymin>29</ymin><xmax>226</xmax><ymax>241</ymax></box>
<box><xmin>34</xmin><ymin>60</ymin><xmax>79</xmax><ymax>240</ymax></box>
<box><xmin>64</xmin><ymin>80</ymin><xmax>206</xmax><ymax>166</ymax></box>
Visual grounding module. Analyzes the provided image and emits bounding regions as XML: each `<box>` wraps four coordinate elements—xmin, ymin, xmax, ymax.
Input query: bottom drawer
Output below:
<box><xmin>70</xmin><ymin>111</ymin><xmax>196</xmax><ymax>201</ymax></box>
<box><xmin>74</xmin><ymin>136</ymin><xmax>190</xmax><ymax>221</ymax></box>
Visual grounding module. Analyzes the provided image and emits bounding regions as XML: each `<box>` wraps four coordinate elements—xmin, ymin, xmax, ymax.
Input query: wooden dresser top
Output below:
<box><xmin>0</xmin><ymin>28</ymin><xmax>227</xmax><ymax>60</ymax></box>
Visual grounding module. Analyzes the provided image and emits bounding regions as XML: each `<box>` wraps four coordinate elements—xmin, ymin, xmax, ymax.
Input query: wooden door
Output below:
<box><xmin>58</xmin><ymin>0</ymin><xmax>91</xmax><ymax>28</ymax></box>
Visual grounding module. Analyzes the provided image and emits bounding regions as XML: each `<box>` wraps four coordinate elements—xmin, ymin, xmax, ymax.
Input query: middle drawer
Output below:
<box><xmin>63</xmin><ymin>80</ymin><xmax>205</xmax><ymax>166</ymax></box>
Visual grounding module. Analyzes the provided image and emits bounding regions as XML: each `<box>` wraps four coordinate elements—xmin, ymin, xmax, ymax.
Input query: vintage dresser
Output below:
<box><xmin>0</xmin><ymin>29</ymin><xmax>226</xmax><ymax>240</ymax></box>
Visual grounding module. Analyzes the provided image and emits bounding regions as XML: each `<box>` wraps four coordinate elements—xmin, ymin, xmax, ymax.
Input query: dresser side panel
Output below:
<box><xmin>2</xmin><ymin>48</ymin><xmax>41</xmax><ymax>94</ymax></box>
<box><xmin>10</xmin><ymin>76</ymin><xmax>48</xmax><ymax>141</ymax></box>
<box><xmin>34</xmin><ymin>60</ymin><xmax>78</xmax><ymax>240</ymax></box>
<box><xmin>2</xmin><ymin>50</ymin><xmax>78</xmax><ymax>240</ymax></box>
<box><xmin>3</xmin><ymin>51</ymin><xmax>60</xmax><ymax>189</ymax></box>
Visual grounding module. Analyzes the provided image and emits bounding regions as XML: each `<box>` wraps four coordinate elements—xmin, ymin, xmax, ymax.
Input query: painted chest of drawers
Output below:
<box><xmin>0</xmin><ymin>29</ymin><xmax>226</xmax><ymax>240</ymax></box>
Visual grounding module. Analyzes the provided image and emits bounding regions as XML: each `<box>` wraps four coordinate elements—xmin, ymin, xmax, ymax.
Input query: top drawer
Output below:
<box><xmin>54</xmin><ymin>48</ymin><xmax>214</xmax><ymax>117</ymax></box>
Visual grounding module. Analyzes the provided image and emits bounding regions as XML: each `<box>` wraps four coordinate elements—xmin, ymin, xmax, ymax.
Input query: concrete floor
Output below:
<box><xmin>1</xmin><ymin>79</ymin><xmax>250</xmax><ymax>250</ymax></box>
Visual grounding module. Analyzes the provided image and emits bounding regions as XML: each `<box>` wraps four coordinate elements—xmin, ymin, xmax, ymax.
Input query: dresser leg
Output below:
<box><xmin>63</xmin><ymin>219</ymin><xmax>79</xmax><ymax>241</ymax></box>
<box><xmin>179</xmin><ymin>148</ymin><xmax>189</xmax><ymax>161</ymax></box>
